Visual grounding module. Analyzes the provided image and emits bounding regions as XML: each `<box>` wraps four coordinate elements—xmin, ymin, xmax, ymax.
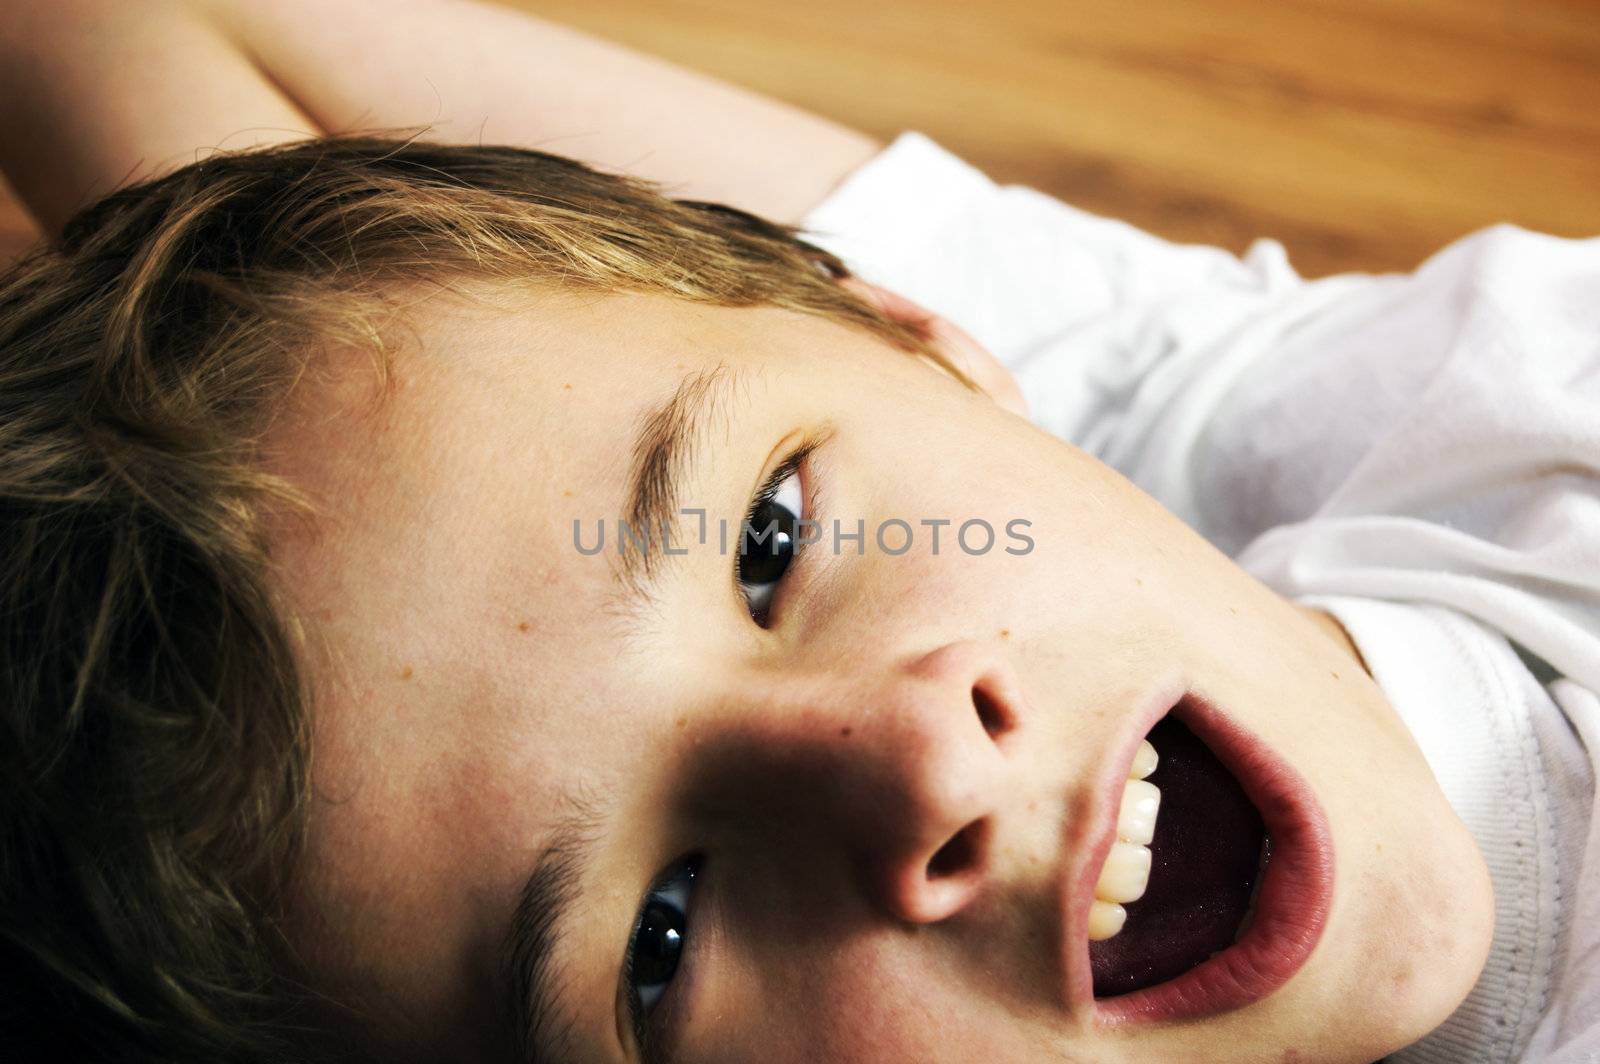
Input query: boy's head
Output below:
<box><xmin>1</xmin><ymin>140</ymin><xmax>1492</xmax><ymax>1063</ymax></box>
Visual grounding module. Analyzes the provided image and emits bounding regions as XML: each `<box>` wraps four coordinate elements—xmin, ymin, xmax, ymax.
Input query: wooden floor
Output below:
<box><xmin>4</xmin><ymin>0</ymin><xmax>1598</xmax><ymax>277</ymax></box>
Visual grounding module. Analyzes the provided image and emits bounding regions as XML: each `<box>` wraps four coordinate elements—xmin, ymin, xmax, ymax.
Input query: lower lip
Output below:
<box><xmin>1088</xmin><ymin>690</ymin><xmax>1335</xmax><ymax>1026</ymax></box>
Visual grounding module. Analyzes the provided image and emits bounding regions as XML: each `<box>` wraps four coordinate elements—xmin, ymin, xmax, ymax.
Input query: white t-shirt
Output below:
<box><xmin>803</xmin><ymin>132</ymin><xmax>1600</xmax><ymax>1064</ymax></box>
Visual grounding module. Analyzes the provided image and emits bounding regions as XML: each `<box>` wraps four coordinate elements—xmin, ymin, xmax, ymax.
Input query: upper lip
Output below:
<box><xmin>1057</xmin><ymin>676</ymin><xmax>1188</xmax><ymax>1008</ymax></box>
<box><xmin>1057</xmin><ymin>682</ymin><xmax>1335</xmax><ymax>1025</ymax></box>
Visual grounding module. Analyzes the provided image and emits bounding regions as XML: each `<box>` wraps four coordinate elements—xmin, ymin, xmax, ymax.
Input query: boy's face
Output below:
<box><xmin>270</xmin><ymin>288</ymin><xmax>1492</xmax><ymax>1063</ymax></box>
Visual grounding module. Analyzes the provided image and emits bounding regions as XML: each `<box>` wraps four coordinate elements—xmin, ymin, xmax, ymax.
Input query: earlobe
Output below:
<box><xmin>839</xmin><ymin>277</ymin><xmax>1029</xmax><ymax>419</ymax></box>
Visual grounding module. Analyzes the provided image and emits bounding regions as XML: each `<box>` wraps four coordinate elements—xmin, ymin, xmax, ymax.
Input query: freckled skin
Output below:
<box><xmin>268</xmin><ymin>288</ymin><xmax>1494</xmax><ymax>1063</ymax></box>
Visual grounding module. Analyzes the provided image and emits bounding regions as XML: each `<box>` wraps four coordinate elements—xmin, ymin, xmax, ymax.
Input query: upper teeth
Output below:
<box><xmin>1118</xmin><ymin>779</ymin><xmax>1160</xmax><ymax>846</ymax></box>
<box><xmin>1088</xmin><ymin>739</ymin><xmax>1160</xmax><ymax>941</ymax></box>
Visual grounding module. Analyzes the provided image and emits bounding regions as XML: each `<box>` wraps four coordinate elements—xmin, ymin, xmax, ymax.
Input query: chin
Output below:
<box><xmin>1329</xmin><ymin>810</ymin><xmax>1495</xmax><ymax>1063</ymax></box>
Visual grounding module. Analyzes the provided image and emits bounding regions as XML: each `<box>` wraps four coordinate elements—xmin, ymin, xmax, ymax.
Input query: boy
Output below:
<box><xmin>1</xmin><ymin>2</ymin><xmax>1594</xmax><ymax>1062</ymax></box>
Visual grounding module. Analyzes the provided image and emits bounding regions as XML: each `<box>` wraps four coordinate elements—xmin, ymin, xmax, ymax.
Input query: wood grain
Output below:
<box><xmin>515</xmin><ymin>0</ymin><xmax>1600</xmax><ymax>277</ymax></box>
<box><xmin>3</xmin><ymin>0</ymin><xmax>1597</xmax><ymax>276</ymax></box>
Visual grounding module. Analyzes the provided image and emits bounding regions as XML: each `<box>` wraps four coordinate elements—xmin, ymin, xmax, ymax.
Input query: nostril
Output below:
<box><xmin>973</xmin><ymin>682</ymin><xmax>1009</xmax><ymax>738</ymax></box>
<box><xmin>927</xmin><ymin>819</ymin><xmax>988</xmax><ymax>880</ymax></box>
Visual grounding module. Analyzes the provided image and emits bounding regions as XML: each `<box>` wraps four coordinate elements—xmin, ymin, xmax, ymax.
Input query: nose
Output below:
<box><xmin>722</xmin><ymin>640</ymin><xmax>1024</xmax><ymax>926</ymax></box>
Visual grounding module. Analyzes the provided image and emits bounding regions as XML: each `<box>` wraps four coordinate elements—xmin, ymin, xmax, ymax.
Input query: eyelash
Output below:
<box><xmin>735</xmin><ymin>440</ymin><xmax>820</xmax><ymax>626</ymax></box>
<box><xmin>623</xmin><ymin>856</ymin><xmax>701</xmax><ymax>1061</ymax></box>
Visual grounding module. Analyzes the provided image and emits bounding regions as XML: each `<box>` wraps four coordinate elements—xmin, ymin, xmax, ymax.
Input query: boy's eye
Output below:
<box><xmin>736</xmin><ymin>464</ymin><xmax>805</xmax><ymax>625</ymax></box>
<box><xmin>627</xmin><ymin>857</ymin><xmax>700</xmax><ymax>1018</ymax></box>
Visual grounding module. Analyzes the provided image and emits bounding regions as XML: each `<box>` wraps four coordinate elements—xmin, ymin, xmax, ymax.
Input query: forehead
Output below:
<box><xmin>263</xmin><ymin>286</ymin><xmax>893</xmax><ymax>1041</ymax></box>
<box><xmin>269</xmin><ymin>288</ymin><xmax>728</xmax><ymax>756</ymax></box>
<box><xmin>271</xmin><ymin>285</ymin><xmax>807</xmax><ymax>642</ymax></box>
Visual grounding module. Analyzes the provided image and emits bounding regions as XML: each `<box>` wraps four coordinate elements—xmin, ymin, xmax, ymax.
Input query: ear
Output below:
<box><xmin>839</xmin><ymin>277</ymin><xmax>1029</xmax><ymax>419</ymax></box>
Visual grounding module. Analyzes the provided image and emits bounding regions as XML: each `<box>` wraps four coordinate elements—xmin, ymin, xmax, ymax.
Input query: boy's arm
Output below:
<box><xmin>204</xmin><ymin>0</ymin><xmax>881</xmax><ymax>224</ymax></box>
<box><xmin>0</xmin><ymin>0</ymin><xmax>319</xmax><ymax>234</ymax></box>
<box><xmin>0</xmin><ymin>0</ymin><xmax>880</xmax><ymax>236</ymax></box>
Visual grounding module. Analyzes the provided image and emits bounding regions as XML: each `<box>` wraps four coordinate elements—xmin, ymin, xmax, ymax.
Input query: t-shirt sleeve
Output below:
<box><xmin>1224</xmin><ymin>224</ymin><xmax>1600</xmax><ymax>695</ymax></box>
<box><xmin>800</xmin><ymin>131</ymin><xmax>1296</xmax><ymax>376</ymax></box>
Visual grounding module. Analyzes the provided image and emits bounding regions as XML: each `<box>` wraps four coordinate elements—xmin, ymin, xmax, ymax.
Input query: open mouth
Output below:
<box><xmin>1075</xmin><ymin>690</ymin><xmax>1334</xmax><ymax>1024</ymax></box>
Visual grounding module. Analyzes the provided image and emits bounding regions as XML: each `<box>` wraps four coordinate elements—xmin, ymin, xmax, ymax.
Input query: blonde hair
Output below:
<box><xmin>0</xmin><ymin>136</ymin><xmax>950</xmax><ymax>1061</ymax></box>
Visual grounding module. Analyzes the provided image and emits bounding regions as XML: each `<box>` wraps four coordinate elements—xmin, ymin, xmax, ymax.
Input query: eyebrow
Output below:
<box><xmin>511</xmin><ymin>366</ymin><xmax>744</xmax><ymax>1057</ymax></box>
<box><xmin>619</xmin><ymin>363</ymin><xmax>747</xmax><ymax>596</ymax></box>
<box><xmin>504</xmin><ymin>800</ymin><xmax>606</xmax><ymax>1064</ymax></box>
